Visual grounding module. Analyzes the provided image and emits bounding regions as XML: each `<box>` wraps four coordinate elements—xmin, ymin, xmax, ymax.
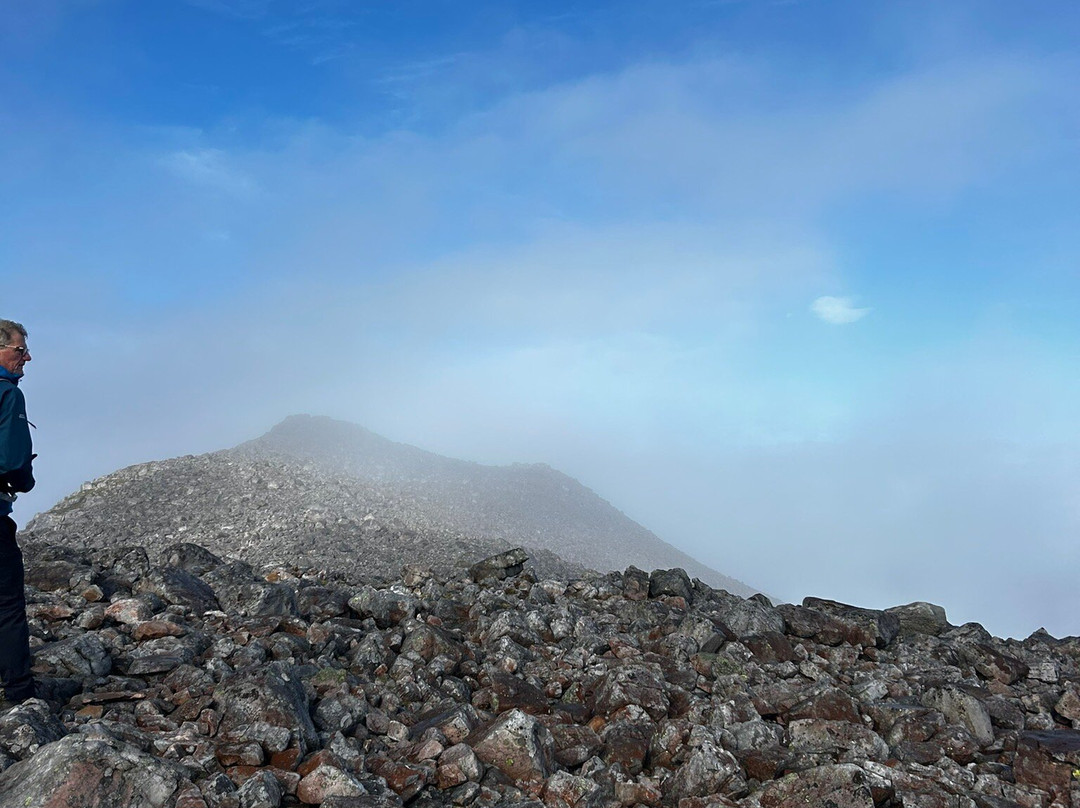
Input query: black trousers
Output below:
<box><xmin>0</xmin><ymin>516</ymin><xmax>33</xmax><ymax>702</ymax></box>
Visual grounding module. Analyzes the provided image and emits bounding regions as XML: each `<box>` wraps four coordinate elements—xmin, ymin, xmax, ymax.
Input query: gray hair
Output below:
<box><xmin>0</xmin><ymin>320</ymin><xmax>27</xmax><ymax>348</ymax></box>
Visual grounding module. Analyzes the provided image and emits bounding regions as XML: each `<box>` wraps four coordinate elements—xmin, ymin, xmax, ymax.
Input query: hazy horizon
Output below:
<box><xmin>4</xmin><ymin>0</ymin><xmax>1079</xmax><ymax>640</ymax></box>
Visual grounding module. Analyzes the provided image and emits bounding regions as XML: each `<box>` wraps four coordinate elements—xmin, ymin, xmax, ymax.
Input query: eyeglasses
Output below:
<box><xmin>3</xmin><ymin>346</ymin><xmax>28</xmax><ymax>357</ymax></box>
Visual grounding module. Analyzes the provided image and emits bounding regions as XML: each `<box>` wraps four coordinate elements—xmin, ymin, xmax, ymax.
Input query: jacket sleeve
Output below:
<box><xmin>0</xmin><ymin>385</ymin><xmax>34</xmax><ymax>493</ymax></box>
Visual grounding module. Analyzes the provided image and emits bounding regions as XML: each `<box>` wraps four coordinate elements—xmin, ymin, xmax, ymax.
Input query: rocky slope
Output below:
<box><xmin>27</xmin><ymin>415</ymin><xmax>755</xmax><ymax>595</ymax></box>
<box><xmin>2</xmin><ymin>539</ymin><xmax>1078</xmax><ymax>808</ymax></box>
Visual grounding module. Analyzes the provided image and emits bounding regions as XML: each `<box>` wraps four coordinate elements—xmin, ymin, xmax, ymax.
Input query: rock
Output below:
<box><xmin>237</xmin><ymin>770</ymin><xmax>283</xmax><ymax>808</ymax></box>
<box><xmin>786</xmin><ymin>719</ymin><xmax>889</xmax><ymax>761</ymax></box>
<box><xmin>1013</xmin><ymin>730</ymin><xmax>1080</xmax><ymax>799</ymax></box>
<box><xmin>749</xmin><ymin>763</ymin><xmax>875</xmax><ymax>808</ymax></box>
<box><xmin>214</xmin><ymin>663</ymin><xmax>319</xmax><ymax>755</ymax></box>
<box><xmin>105</xmin><ymin>597</ymin><xmax>155</xmax><ymax>626</ymax></box>
<box><xmin>163</xmin><ymin>543</ymin><xmax>226</xmax><ymax>576</ymax></box>
<box><xmin>348</xmin><ymin>587</ymin><xmax>418</xmax><ymax>628</ymax></box>
<box><xmin>297</xmin><ymin>762</ymin><xmax>367</xmax><ymax>804</ymax></box>
<box><xmin>469</xmin><ymin>709</ymin><xmax>555</xmax><ymax>782</ymax></box>
<box><xmin>958</xmin><ymin>643</ymin><xmax>1029</xmax><ymax>685</ymax></box>
<box><xmin>124</xmin><ymin>635</ymin><xmax>201</xmax><ymax>675</ymax></box>
<box><xmin>0</xmin><ymin>699</ymin><xmax>67</xmax><ymax>759</ymax></box>
<box><xmin>469</xmin><ymin>549</ymin><xmax>529</xmax><ymax>582</ymax></box>
<box><xmin>663</xmin><ymin>740</ymin><xmax>740</xmax><ymax>801</ymax></box>
<box><xmin>34</xmin><ymin>633</ymin><xmax>112</xmax><ymax>677</ymax></box>
<box><xmin>137</xmin><ymin>566</ymin><xmax>220</xmax><ymax>616</ymax></box>
<box><xmin>206</xmin><ymin>562</ymin><xmax>299</xmax><ymax>618</ymax></box>
<box><xmin>593</xmin><ymin>663</ymin><xmax>669</xmax><ymax>721</ymax></box>
<box><xmin>551</xmin><ymin>725</ymin><xmax>602</xmax><ymax>768</ymax></box>
<box><xmin>296</xmin><ymin>586</ymin><xmax>350</xmax><ymax>620</ymax></box>
<box><xmin>648</xmin><ymin>568</ymin><xmax>693</xmax><ymax>602</ymax></box>
<box><xmin>0</xmin><ymin>732</ymin><xmax>182</xmax><ymax>807</ymax></box>
<box><xmin>599</xmin><ymin>719</ymin><xmax>652</xmax><ymax>774</ymax></box>
<box><xmin>2</xmin><ymin>533</ymin><xmax>1075</xmax><ymax>808</ymax></box>
<box><xmin>921</xmin><ymin>686</ymin><xmax>995</xmax><ymax>748</ymax></box>
<box><xmin>489</xmin><ymin>669</ymin><xmax>550</xmax><ymax>715</ymax></box>
<box><xmin>542</xmin><ymin>770</ymin><xmax>605</xmax><ymax>808</ymax></box>
<box><xmin>436</xmin><ymin>743</ymin><xmax>483</xmax><ymax>788</ymax></box>
<box><xmin>786</xmin><ymin>687</ymin><xmax>861</xmax><ymax>723</ymax></box>
<box><xmin>775</xmin><ymin>604</ymin><xmax>848</xmax><ymax>646</ymax></box>
<box><xmin>802</xmin><ymin>598</ymin><xmax>900</xmax><ymax>648</ymax></box>
<box><xmin>885</xmin><ymin>601</ymin><xmax>949</xmax><ymax>637</ymax></box>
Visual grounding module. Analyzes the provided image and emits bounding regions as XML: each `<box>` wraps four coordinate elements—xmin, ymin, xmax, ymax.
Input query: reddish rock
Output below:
<box><xmin>599</xmin><ymin>719</ymin><xmax>652</xmax><ymax>775</ymax></box>
<box><xmin>786</xmin><ymin>687</ymin><xmax>861</xmax><ymax>724</ymax></box>
<box><xmin>133</xmin><ymin>620</ymin><xmax>186</xmax><ymax>641</ymax></box>
<box><xmin>271</xmin><ymin>747</ymin><xmax>303</xmax><ymax>771</ymax></box>
<box><xmin>371</xmin><ymin>759</ymin><xmax>432</xmax><ymax>801</ymax></box>
<box><xmin>1014</xmin><ymin>730</ymin><xmax>1080</xmax><ymax>801</ymax></box>
<box><xmin>551</xmin><ymin>724</ymin><xmax>602</xmax><ymax>768</ymax></box>
<box><xmin>215</xmin><ymin>741</ymin><xmax>265</xmax><ymax>767</ymax></box>
<box><xmin>743</xmin><ymin>633</ymin><xmax>797</xmax><ymax>664</ymax></box>
<box><xmin>489</xmin><ymin>669</ymin><xmax>550</xmax><ymax>715</ymax></box>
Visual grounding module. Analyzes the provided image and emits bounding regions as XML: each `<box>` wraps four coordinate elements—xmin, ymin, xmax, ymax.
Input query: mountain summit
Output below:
<box><xmin>27</xmin><ymin>415</ymin><xmax>756</xmax><ymax>593</ymax></box>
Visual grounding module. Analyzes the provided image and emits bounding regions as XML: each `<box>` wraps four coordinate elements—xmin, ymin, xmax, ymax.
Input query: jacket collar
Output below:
<box><xmin>0</xmin><ymin>367</ymin><xmax>21</xmax><ymax>385</ymax></box>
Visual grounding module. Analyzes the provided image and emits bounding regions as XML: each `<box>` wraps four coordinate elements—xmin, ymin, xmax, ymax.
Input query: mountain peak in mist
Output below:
<box><xmin>237</xmin><ymin>414</ymin><xmax>754</xmax><ymax>594</ymax></box>
<box><xmin>28</xmin><ymin>414</ymin><xmax>756</xmax><ymax>594</ymax></box>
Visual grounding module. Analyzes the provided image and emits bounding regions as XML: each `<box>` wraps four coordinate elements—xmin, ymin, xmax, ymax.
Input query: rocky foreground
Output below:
<box><xmin>2</xmin><ymin>541</ymin><xmax>1079</xmax><ymax>808</ymax></box>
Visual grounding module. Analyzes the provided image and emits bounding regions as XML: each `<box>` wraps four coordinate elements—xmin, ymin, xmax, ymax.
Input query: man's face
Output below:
<box><xmin>0</xmin><ymin>332</ymin><xmax>31</xmax><ymax>376</ymax></box>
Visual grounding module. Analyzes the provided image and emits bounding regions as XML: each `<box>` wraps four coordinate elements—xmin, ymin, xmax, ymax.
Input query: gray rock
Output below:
<box><xmin>349</xmin><ymin>586</ymin><xmax>418</xmax><ymax>628</ymax></box>
<box><xmin>922</xmin><ymin>686</ymin><xmax>995</xmax><ymax>747</ymax></box>
<box><xmin>237</xmin><ymin>769</ymin><xmax>283</xmax><ymax>808</ymax></box>
<box><xmin>34</xmin><ymin>633</ymin><xmax>112</xmax><ymax>677</ymax></box>
<box><xmin>745</xmin><ymin>763</ymin><xmax>875</xmax><ymax>808</ymax></box>
<box><xmin>885</xmin><ymin>601</ymin><xmax>950</xmax><ymax>637</ymax></box>
<box><xmin>0</xmin><ymin>699</ymin><xmax>67</xmax><ymax>760</ymax></box>
<box><xmin>213</xmin><ymin>662</ymin><xmax>319</xmax><ymax>754</ymax></box>
<box><xmin>648</xmin><ymin>568</ymin><xmax>693</xmax><ymax>602</ymax></box>
<box><xmin>593</xmin><ymin>663</ymin><xmax>670</xmax><ymax>721</ymax></box>
<box><xmin>469</xmin><ymin>548</ymin><xmax>530</xmax><ymax>582</ymax></box>
<box><xmin>137</xmin><ymin>566</ymin><xmax>219</xmax><ymax>616</ymax></box>
<box><xmin>0</xmin><ymin>732</ymin><xmax>183</xmax><ymax>807</ymax></box>
<box><xmin>469</xmin><ymin>708</ymin><xmax>555</xmax><ymax>782</ymax></box>
<box><xmin>664</xmin><ymin>740</ymin><xmax>740</xmax><ymax>800</ymax></box>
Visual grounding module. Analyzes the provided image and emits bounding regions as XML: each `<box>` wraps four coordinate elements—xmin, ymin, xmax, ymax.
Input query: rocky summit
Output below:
<box><xmin>26</xmin><ymin>415</ymin><xmax>755</xmax><ymax>595</ymax></box>
<box><xmin>2</xmin><ymin>539</ymin><xmax>1079</xmax><ymax>808</ymax></box>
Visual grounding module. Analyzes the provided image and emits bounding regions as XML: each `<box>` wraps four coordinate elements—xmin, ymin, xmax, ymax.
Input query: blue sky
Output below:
<box><xmin>3</xmin><ymin>0</ymin><xmax>1079</xmax><ymax>638</ymax></box>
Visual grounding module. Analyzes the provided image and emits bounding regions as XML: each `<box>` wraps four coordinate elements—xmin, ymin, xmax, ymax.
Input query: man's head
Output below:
<box><xmin>0</xmin><ymin>320</ymin><xmax>30</xmax><ymax>377</ymax></box>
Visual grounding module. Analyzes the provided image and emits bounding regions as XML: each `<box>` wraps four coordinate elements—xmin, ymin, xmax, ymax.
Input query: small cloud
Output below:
<box><xmin>161</xmin><ymin>149</ymin><xmax>256</xmax><ymax>197</ymax></box>
<box><xmin>811</xmin><ymin>296</ymin><xmax>871</xmax><ymax>325</ymax></box>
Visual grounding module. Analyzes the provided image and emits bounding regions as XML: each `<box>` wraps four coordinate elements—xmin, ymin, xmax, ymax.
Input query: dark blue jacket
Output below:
<box><xmin>0</xmin><ymin>375</ymin><xmax>34</xmax><ymax>516</ymax></box>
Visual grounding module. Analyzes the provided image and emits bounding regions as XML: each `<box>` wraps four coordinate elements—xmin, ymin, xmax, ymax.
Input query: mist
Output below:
<box><xmin>4</xmin><ymin>0</ymin><xmax>1080</xmax><ymax>640</ymax></box>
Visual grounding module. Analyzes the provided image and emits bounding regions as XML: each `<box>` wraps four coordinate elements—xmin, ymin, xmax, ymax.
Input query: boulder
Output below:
<box><xmin>469</xmin><ymin>709</ymin><xmax>555</xmax><ymax>782</ymax></box>
<box><xmin>885</xmin><ymin>601</ymin><xmax>949</xmax><ymax>637</ymax></box>
<box><xmin>213</xmin><ymin>662</ymin><xmax>319</xmax><ymax>755</ymax></box>
<box><xmin>0</xmin><ymin>732</ymin><xmax>183</xmax><ymax>807</ymax></box>
<box><xmin>469</xmin><ymin>548</ymin><xmax>529</xmax><ymax>582</ymax></box>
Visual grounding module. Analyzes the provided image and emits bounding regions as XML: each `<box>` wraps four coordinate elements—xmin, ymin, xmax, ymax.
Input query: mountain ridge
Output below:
<box><xmin>27</xmin><ymin>415</ymin><xmax>757</xmax><ymax>596</ymax></box>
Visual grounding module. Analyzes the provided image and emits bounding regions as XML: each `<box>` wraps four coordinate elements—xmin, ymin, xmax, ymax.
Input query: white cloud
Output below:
<box><xmin>811</xmin><ymin>295</ymin><xmax>871</xmax><ymax>325</ymax></box>
<box><xmin>161</xmin><ymin>148</ymin><xmax>257</xmax><ymax>197</ymax></box>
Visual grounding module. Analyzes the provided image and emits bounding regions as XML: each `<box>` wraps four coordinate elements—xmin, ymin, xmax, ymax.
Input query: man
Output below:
<box><xmin>0</xmin><ymin>320</ymin><xmax>35</xmax><ymax>704</ymax></box>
